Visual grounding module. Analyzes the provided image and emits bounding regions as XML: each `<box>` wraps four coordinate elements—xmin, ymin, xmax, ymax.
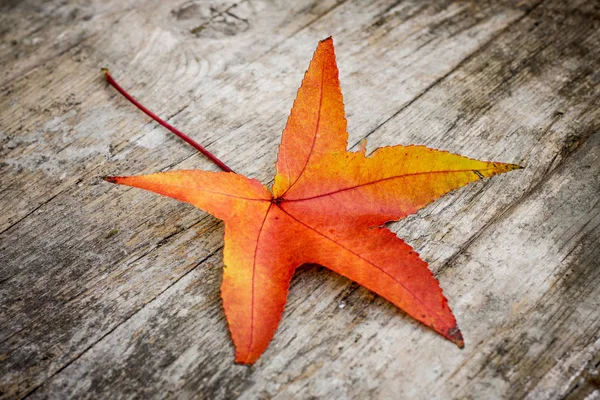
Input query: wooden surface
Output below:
<box><xmin>1</xmin><ymin>0</ymin><xmax>599</xmax><ymax>398</ymax></box>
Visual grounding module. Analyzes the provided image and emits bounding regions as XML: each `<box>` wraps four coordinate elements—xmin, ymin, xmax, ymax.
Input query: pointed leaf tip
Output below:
<box><xmin>103</xmin><ymin>176</ymin><xmax>118</xmax><ymax>183</ymax></box>
<box><xmin>504</xmin><ymin>163</ymin><xmax>523</xmax><ymax>171</ymax></box>
<box><xmin>503</xmin><ymin>163</ymin><xmax>524</xmax><ymax>174</ymax></box>
<box><xmin>235</xmin><ymin>353</ymin><xmax>258</xmax><ymax>365</ymax></box>
<box><xmin>447</xmin><ymin>327</ymin><xmax>464</xmax><ymax>349</ymax></box>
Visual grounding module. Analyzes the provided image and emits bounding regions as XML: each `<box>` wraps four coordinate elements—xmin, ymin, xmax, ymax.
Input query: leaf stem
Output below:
<box><xmin>102</xmin><ymin>68</ymin><xmax>234</xmax><ymax>173</ymax></box>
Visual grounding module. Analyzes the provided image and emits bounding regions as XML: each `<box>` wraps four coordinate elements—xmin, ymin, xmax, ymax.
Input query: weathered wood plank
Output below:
<box><xmin>0</xmin><ymin>0</ymin><xmax>347</xmax><ymax>233</ymax></box>
<box><xmin>0</xmin><ymin>0</ymin><xmax>598</xmax><ymax>398</ymax></box>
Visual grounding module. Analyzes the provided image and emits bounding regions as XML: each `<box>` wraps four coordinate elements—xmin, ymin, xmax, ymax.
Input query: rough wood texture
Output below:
<box><xmin>1</xmin><ymin>0</ymin><xmax>598</xmax><ymax>398</ymax></box>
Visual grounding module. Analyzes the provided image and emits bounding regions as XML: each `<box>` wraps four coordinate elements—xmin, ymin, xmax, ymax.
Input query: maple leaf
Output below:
<box><xmin>105</xmin><ymin>37</ymin><xmax>520</xmax><ymax>364</ymax></box>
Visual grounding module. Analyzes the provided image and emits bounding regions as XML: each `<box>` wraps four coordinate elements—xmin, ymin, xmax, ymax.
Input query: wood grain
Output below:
<box><xmin>1</xmin><ymin>0</ymin><xmax>598</xmax><ymax>398</ymax></box>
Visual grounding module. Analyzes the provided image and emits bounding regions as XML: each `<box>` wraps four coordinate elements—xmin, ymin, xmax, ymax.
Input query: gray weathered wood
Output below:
<box><xmin>1</xmin><ymin>0</ymin><xmax>598</xmax><ymax>398</ymax></box>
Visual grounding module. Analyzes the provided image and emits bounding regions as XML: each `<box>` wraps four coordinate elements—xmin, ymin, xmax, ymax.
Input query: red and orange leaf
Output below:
<box><xmin>106</xmin><ymin>37</ymin><xmax>521</xmax><ymax>364</ymax></box>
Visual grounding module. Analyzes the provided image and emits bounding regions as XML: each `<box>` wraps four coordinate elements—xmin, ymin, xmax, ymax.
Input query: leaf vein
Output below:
<box><xmin>281</xmin><ymin>57</ymin><xmax>326</xmax><ymax>197</ymax></box>
<box><xmin>245</xmin><ymin>203</ymin><xmax>274</xmax><ymax>363</ymax></box>
<box><xmin>285</xmin><ymin>168</ymin><xmax>495</xmax><ymax>202</ymax></box>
